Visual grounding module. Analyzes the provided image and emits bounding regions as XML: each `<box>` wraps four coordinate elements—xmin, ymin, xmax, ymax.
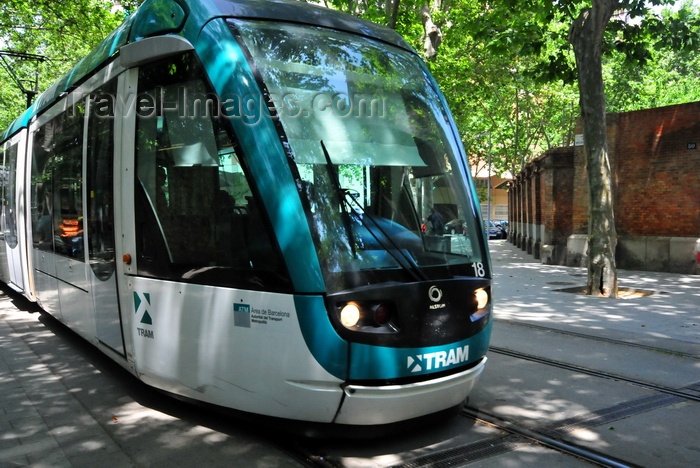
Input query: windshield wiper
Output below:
<box><xmin>320</xmin><ymin>140</ymin><xmax>357</xmax><ymax>258</ymax></box>
<box><xmin>320</xmin><ymin>141</ymin><xmax>427</xmax><ymax>281</ymax></box>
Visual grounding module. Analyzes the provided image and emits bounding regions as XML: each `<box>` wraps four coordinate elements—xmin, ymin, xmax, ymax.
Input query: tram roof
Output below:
<box><xmin>209</xmin><ymin>0</ymin><xmax>413</xmax><ymax>51</ymax></box>
<box><xmin>2</xmin><ymin>0</ymin><xmax>414</xmax><ymax>142</ymax></box>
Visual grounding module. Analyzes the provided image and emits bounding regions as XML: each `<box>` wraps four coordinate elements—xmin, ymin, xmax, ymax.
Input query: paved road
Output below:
<box><xmin>1</xmin><ymin>240</ymin><xmax>698</xmax><ymax>466</ymax></box>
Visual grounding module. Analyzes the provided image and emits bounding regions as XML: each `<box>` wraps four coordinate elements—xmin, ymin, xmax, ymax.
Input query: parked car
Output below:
<box><xmin>485</xmin><ymin>220</ymin><xmax>507</xmax><ymax>239</ymax></box>
<box><xmin>495</xmin><ymin>220</ymin><xmax>508</xmax><ymax>238</ymax></box>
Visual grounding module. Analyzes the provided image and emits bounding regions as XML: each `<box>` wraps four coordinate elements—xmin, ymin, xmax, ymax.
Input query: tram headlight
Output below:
<box><xmin>336</xmin><ymin>300</ymin><xmax>399</xmax><ymax>332</ymax></box>
<box><xmin>340</xmin><ymin>302</ymin><xmax>361</xmax><ymax>328</ymax></box>
<box><xmin>474</xmin><ymin>288</ymin><xmax>489</xmax><ymax>310</ymax></box>
<box><xmin>372</xmin><ymin>303</ymin><xmax>392</xmax><ymax>325</ymax></box>
<box><xmin>469</xmin><ymin>288</ymin><xmax>490</xmax><ymax>322</ymax></box>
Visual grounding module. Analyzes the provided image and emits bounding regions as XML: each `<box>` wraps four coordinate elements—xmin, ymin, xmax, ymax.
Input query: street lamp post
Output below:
<box><xmin>475</xmin><ymin>132</ymin><xmax>492</xmax><ymax>227</ymax></box>
<box><xmin>487</xmin><ymin>144</ymin><xmax>491</xmax><ymax>228</ymax></box>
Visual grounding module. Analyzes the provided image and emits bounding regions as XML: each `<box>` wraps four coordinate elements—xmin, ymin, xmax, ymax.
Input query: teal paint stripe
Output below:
<box><xmin>348</xmin><ymin>320</ymin><xmax>493</xmax><ymax>380</ymax></box>
<box><xmin>294</xmin><ymin>295</ymin><xmax>348</xmax><ymax>379</ymax></box>
<box><xmin>195</xmin><ymin>19</ymin><xmax>324</xmax><ymax>293</ymax></box>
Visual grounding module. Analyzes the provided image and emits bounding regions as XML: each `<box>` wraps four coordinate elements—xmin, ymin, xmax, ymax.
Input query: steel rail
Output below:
<box><xmin>462</xmin><ymin>406</ymin><xmax>642</xmax><ymax>468</ymax></box>
<box><xmin>489</xmin><ymin>346</ymin><xmax>700</xmax><ymax>402</ymax></box>
<box><xmin>493</xmin><ymin>318</ymin><xmax>700</xmax><ymax>360</ymax></box>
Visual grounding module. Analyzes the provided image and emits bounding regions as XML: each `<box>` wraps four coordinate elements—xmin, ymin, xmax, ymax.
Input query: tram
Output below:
<box><xmin>0</xmin><ymin>0</ymin><xmax>492</xmax><ymax>431</ymax></box>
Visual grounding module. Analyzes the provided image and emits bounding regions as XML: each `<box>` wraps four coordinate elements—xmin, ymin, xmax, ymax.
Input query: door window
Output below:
<box><xmin>86</xmin><ymin>80</ymin><xmax>118</xmax><ymax>280</ymax></box>
<box><xmin>31</xmin><ymin>102</ymin><xmax>85</xmax><ymax>260</ymax></box>
<box><xmin>134</xmin><ymin>52</ymin><xmax>289</xmax><ymax>290</ymax></box>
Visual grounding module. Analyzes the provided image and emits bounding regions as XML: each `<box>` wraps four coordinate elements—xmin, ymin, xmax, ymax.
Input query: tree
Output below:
<box><xmin>567</xmin><ymin>0</ymin><xmax>700</xmax><ymax>296</ymax></box>
<box><xmin>420</xmin><ymin>2</ymin><xmax>443</xmax><ymax>59</ymax></box>
<box><xmin>0</xmin><ymin>0</ymin><xmax>128</xmax><ymax>130</ymax></box>
<box><xmin>472</xmin><ymin>0</ymin><xmax>700</xmax><ymax>297</ymax></box>
<box><xmin>604</xmin><ymin>2</ymin><xmax>700</xmax><ymax>111</ymax></box>
<box><xmin>568</xmin><ymin>1</ymin><xmax>618</xmax><ymax>297</ymax></box>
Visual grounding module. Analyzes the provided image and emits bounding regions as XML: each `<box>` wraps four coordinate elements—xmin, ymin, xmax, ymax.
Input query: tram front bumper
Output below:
<box><xmin>333</xmin><ymin>357</ymin><xmax>486</xmax><ymax>425</ymax></box>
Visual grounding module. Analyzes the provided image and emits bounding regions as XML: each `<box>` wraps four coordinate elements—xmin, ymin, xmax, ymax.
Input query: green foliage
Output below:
<box><xmin>426</xmin><ymin>0</ymin><xmax>700</xmax><ymax>177</ymax></box>
<box><xmin>476</xmin><ymin>185</ymin><xmax>488</xmax><ymax>204</ymax></box>
<box><xmin>0</xmin><ymin>0</ymin><xmax>127</xmax><ymax>130</ymax></box>
<box><xmin>604</xmin><ymin>1</ymin><xmax>700</xmax><ymax>112</ymax></box>
<box><xmin>4</xmin><ymin>0</ymin><xmax>700</xmax><ymax>182</ymax></box>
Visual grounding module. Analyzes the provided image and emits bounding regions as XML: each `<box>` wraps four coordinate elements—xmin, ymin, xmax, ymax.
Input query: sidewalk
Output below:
<box><xmin>0</xmin><ymin>242</ymin><xmax>698</xmax><ymax>466</ymax></box>
<box><xmin>0</xmin><ymin>290</ymin><xmax>299</xmax><ymax>467</ymax></box>
<box><xmin>488</xmin><ymin>240</ymin><xmax>700</xmax><ymax>356</ymax></box>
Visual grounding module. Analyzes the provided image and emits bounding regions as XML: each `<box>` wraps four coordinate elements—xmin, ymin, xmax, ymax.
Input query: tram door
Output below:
<box><xmin>1</xmin><ymin>131</ymin><xmax>28</xmax><ymax>294</ymax></box>
<box><xmin>0</xmin><ymin>140</ymin><xmax>12</xmax><ymax>284</ymax></box>
<box><xmin>29</xmin><ymin>77</ymin><xmax>125</xmax><ymax>355</ymax></box>
<box><xmin>86</xmin><ymin>79</ymin><xmax>125</xmax><ymax>355</ymax></box>
<box><xmin>30</xmin><ymin>97</ymin><xmax>88</xmax><ymax>327</ymax></box>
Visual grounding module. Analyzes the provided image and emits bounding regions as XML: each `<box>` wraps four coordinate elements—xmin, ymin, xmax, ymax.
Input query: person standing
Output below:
<box><xmin>427</xmin><ymin>207</ymin><xmax>444</xmax><ymax>235</ymax></box>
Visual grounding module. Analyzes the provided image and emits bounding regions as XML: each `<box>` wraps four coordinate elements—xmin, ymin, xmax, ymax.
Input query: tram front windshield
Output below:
<box><xmin>234</xmin><ymin>20</ymin><xmax>487</xmax><ymax>293</ymax></box>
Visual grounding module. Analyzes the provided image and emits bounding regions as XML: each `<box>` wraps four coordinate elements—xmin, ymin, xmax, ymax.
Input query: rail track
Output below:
<box><xmin>280</xmin><ymin>322</ymin><xmax>700</xmax><ymax>467</ymax></box>
<box><xmin>489</xmin><ymin>345</ymin><xmax>700</xmax><ymax>403</ymax></box>
<box><xmin>494</xmin><ymin>318</ymin><xmax>700</xmax><ymax>360</ymax></box>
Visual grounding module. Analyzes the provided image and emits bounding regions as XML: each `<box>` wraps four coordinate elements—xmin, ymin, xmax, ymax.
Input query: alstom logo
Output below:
<box><xmin>406</xmin><ymin>345</ymin><xmax>469</xmax><ymax>372</ymax></box>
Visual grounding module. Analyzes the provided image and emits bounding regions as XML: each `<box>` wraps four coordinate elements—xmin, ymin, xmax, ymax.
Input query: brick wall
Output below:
<box><xmin>544</xmin><ymin>148</ymin><xmax>575</xmax><ymax>245</ymax></box>
<box><xmin>614</xmin><ymin>104</ymin><xmax>700</xmax><ymax>237</ymax></box>
<box><xmin>507</xmin><ymin>101</ymin><xmax>700</xmax><ymax>274</ymax></box>
<box><xmin>508</xmin><ymin>147</ymin><xmax>575</xmax><ymax>262</ymax></box>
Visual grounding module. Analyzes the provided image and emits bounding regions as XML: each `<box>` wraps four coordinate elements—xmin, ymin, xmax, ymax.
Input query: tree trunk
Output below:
<box><xmin>420</xmin><ymin>4</ymin><xmax>442</xmax><ymax>61</ymax></box>
<box><xmin>569</xmin><ymin>1</ymin><xmax>618</xmax><ymax>297</ymax></box>
<box><xmin>386</xmin><ymin>0</ymin><xmax>400</xmax><ymax>30</ymax></box>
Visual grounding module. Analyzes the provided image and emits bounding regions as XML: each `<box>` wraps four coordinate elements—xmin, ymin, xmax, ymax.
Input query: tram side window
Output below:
<box><xmin>0</xmin><ymin>145</ymin><xmax>7</xmax><ymax>244</ymax></box>
<box><xmin>87</xmin><ymin>80</ymin><xmax>117</xmax><ymax>280</ymax></box>
<box><xmin>0</xmin><ymin>142</ymin><xmax>19</xmax><ymax>249</ymax></box>
<box><xmin>5</xmin><ymin>143</ymin><xmax>19</xmax><ymax>249</ymax></box>
<box><xmin>135</xmin><ymin>52</ymin><xmax>287</xmax><ymax>289</ymax></box>
<box><xmin>31</xmin><ymin>102</ymin><xmax>85</xmax><ymax>260</ymax></box>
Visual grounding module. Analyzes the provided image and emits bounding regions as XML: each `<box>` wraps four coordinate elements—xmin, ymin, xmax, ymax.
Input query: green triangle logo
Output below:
<box><xmin>141</xmin><ymin>311</ymin><xmax>153</xmax><ymax>325</ymax></box>
<box><xmin>133</xmin><ymin>292</ymin><xmax>141</xmax><ymax>312</ymax></box>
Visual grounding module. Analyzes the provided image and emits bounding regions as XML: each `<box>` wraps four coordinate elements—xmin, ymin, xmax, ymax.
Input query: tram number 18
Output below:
<box><xmin>471</xmin><ymin>262</ymin><xmax>485</xmax><ymax>277</ymax></box>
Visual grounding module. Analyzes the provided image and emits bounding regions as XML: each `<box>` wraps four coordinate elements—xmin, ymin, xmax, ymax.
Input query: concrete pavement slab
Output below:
<box><xmin>0</xmin><ymin>240</ymin><xmax>697</xmax><ymax>466</ymax></box>
<box><xmin>489</xmin><ymin>240</ymin><xmax>700</xmax><ymax>355</ymax></box>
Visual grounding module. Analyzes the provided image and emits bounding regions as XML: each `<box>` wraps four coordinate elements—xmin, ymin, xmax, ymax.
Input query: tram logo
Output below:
<box><xmin>133</xmin><ymin>292</ymin><xmax>153</xmax><ymax>325</ymax></box>
<box><xmin>407</xmin><ymin>345</ymin><xmax>469</xmax><ymax>373</ymax></box>
<box><xmin>428</xmin><ymin>285</ymin><xmax>446</xmax><ymax>309</ymax></box>
<box><xmin>234</xmin><ymin>302</ymin><xmax>251</xmax><ymax>328</ymax></box>
<box><xmin>428</xmin><ymin>286</ymin><xmax>443</xmax><ymax>302</ymax></box>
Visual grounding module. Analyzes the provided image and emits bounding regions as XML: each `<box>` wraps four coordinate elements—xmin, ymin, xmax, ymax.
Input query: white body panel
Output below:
<box><xmin>0</xmin><ymin>236</ymin><xmax>8</xmax><ymax>284</ymax></box>
<box><xmin>0</xmin><ymin>140</ymin><xmax>12</xmax><ymax>285</ymax></box>
<box><xmin>33</xmin><ymin>252</ymin><xmax>60</xmax><ymax>317</ymax></box>
<box><xmin>55</xmin><ymin>256</ymin><xmax>94</xmax><ymax>338</ymax></box>
<box><xmin>335</xmin><ymin>358</ymin><xmax>486</xmax><ymax>425</ymax></box>
<box><xmin>11</xmin><ymin>130</ymin><xmax>30</xmax><ymax>295</ymax></box>
<box><xmin>92</xmin><ymin>274</ymin><xmax>124</xmax><ymax>354</ymax></box>
<box><xmin>126</xmin><ymin>276</ymin><xmax>344</xmax><ymax>422</ymax></box>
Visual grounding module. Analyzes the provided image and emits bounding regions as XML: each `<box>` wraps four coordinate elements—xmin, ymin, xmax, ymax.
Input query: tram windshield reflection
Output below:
<box><xmin>235</xmin><ymin>20</ymin><xmax>486</xmax><ymax>292</ymax></box>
